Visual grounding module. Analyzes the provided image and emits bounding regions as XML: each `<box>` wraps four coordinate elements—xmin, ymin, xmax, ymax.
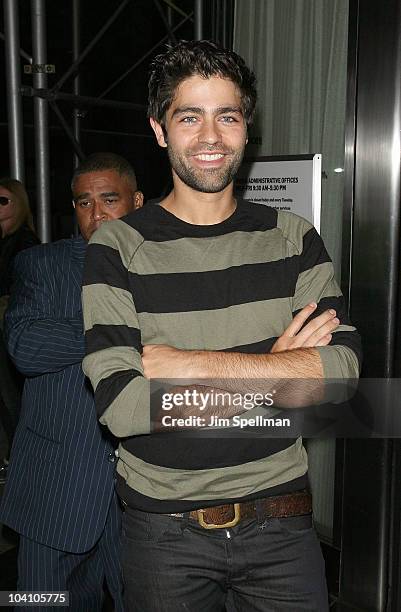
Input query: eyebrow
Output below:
<box><xmin>99</xmin><ymin>191</ymin><xmax>120</xmax><ymax>198</ymax></box>
<box><xmin>73</xmin><ymin>192</ymin><xmax>89</xmax><ymax>201</ymax></box>
<box><xmin>171</xmin><ymin>106</ymin><xmax>243</xmax><ymax>118</ymax></box>
<box><xmin>73</xmin><ymin>191</ymin><xmax>120</xmax><ymax>201</ymax></box>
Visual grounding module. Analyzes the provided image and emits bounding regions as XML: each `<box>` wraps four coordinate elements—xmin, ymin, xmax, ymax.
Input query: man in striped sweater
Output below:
<box><xmin>82</xmin><ymin>41</ymin><xmax>361</xmax><ymax>611</ymax></box>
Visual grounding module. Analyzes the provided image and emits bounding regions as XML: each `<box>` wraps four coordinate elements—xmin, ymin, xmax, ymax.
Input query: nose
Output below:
<box><xmin>92</xmin><ymin>201</ymin><xmax>107</xmax><ymax>220</ymax></box>
<box><xmin>198</xmin><ymin>118</ymin><xmax>221</xmax><ymax>146</ymax></box>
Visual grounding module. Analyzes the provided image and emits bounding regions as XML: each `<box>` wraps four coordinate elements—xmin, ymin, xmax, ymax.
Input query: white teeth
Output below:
<box><xmin>196</xmin><ymin>154</ymin><xmax>224</xmax><ymax>161</ymax></box>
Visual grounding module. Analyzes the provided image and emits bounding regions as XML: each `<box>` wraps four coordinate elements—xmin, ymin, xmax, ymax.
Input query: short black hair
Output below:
<box><xmin>148</xmin><ymin>40</ymin><xmax>257</xmax><ymax>128</ymax></box>
<box><xmin>71</xmin><ymin>152</ymin><xmax>138</xmax><ymax>192</ymax></box>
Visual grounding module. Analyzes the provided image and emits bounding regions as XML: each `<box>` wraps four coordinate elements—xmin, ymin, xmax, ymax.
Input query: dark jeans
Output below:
<box><xmin>122</xmin><ymin>505</ymin><xmax>329</xmax><ymax>612</ymax></box>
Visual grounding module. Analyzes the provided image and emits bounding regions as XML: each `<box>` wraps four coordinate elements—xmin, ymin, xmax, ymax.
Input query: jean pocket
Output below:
<box><xmin>122</xmin><ymin>508</ymin><xmax>153</xmax><ymax>542</ymax></box>
<box><xmin>275</xmin><ymin>513</ymin><xmax>314</xmax><ymax>536</ymax></box>
<box><xmin>122</xmin><ymin>508</ymin><xmax>184</xmax><ymax>544</ymax></box>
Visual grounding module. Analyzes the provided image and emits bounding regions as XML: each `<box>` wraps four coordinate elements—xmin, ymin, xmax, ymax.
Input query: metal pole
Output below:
<box><xmin>22</xmin><ymin>87</ymin><xmax>147</xmax><ymax>112</ymax></box>
<box><xmin>72</xmin><ymin>0</ymin><xmax>82</xmax><ymax>170</ymax></box>
<box><xmin>72</xmin><ymin>0</ymin><xmax>81</xmax><ymax>236</ymax></box>
<box><xmin>4</xmin><ymin>0</ymin><xmax>25</xmax><ymax>180</ymax></box>
<box><xmin>0</xmin><ymin>122</ymin><xmax>153</xmax><ymax>141</ymax></box>
<box><xmin>221</xmin><ymin>0</ymin><xmax>227</xmax><ymax>48</ymax></box>
<box><xmin>166</xmin><ymin>4</ymin><xmax>173</xmax><ymax>24</ymax></box>
<box><xmin>31</xmin><ymin>0</ymin><xmax>51</xmax><ymax>242</ymax></box>
<box><xmin>0</xmin><ymin>32</ymin><xmax>32</xmax><ymax>63</ymax></box>
<box><xmin>162</xmin><ymin>0</ymin><xmax>191</xmax><ymax>20</ymax></box>
<box><xmin>194</xmin><ymin>0</ymin><xmax>203</xmax><ymax>40</ymax></box>
<box><xmin>97</xmin><ymin>11</ymin><xmax>193</xmax><ymax>100</ymax></box>
<box><xmin>52</xmin><ymin>0</ymin><xmax>130</xmax><ymax>94</ymax></box>
<box><xmin>50</xmin><ymin>102</ymin><xmax>86</xmax><ymax>162</ymax></box>
<box><xmin>166</xmin><ymin>4</ymin><xmax>174</xmax><ymax>45</ymax></box>
<box><xmin>154</xmin><ymin>0</ymin><xmax>177</xmax><ymax>44</ymax></box>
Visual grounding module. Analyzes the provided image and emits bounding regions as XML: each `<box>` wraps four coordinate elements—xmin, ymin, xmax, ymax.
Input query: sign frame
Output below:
<box><xmin>235</xmin><ymin>153</ymin><xmax>322</xmax><ymax>232</ymax></box>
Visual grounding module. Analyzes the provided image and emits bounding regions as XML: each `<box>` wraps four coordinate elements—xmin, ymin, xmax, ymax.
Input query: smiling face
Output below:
<box><xmin>150</xmin><ymin>75</ymin><xmax>248</xmax><ymax>194</ymax></box>
<box><xmin>72</xmin><ymin>169</ymin><xmax>143</xmax><ymax>241</ymax></box>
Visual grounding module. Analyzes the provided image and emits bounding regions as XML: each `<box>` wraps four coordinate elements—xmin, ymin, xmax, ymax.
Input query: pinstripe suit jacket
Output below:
<box><xmin>0</xmin><ymin>236</ymin><xmax>117</xmax><ymax>553</ymax></box>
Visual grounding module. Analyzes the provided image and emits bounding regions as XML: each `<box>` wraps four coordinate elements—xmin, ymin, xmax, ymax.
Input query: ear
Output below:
<box><xmin>134</xmin><ymin>191</ymin><xmax>144</xmax><ymax>210</ymax></box>
<box><xmin>150</xmin><ymin>117</ymin><xmax>168</xmax><ymax>148</ymax></box>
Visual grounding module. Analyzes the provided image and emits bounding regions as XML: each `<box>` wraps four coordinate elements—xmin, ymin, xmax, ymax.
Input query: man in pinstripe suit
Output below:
<box><xmin>0</xmin><ymin>153</ymin><xmax>143</xmax><ymax>611</ymax></box>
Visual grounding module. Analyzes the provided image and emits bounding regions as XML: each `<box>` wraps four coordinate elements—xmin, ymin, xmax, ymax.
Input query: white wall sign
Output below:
<box><xmin>235</xmin><ymin>154</ymin><xmax>322</xmax><ymax>232</ymax></box>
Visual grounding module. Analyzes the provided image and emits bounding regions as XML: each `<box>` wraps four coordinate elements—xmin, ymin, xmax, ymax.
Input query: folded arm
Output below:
<box><xmin>143</xmin><ymin>225</ymin><xmax>362</xmax><ymax>386</ymax></box>
<box><xmin>142</xmin><ymin>303</ymin><xmax>339</xmax><ymax>383</ymax></box>
<box><xmin>5</xmin><ymin>248</ymin><xmax>85</xmax><ymax>376</ymax></box>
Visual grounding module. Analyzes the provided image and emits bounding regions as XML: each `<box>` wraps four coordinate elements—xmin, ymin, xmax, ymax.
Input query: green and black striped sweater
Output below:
<box><xmin>82</xmin><ymin>199</ymin><xmax>361</xmax><ymax>513</ymax></box>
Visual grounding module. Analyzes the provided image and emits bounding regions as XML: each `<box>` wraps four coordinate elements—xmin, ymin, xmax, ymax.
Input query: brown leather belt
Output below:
<box><xmin>170</xmin><ymin>490</ymin><xmax>312</xmax><ymax>530</ymax></box>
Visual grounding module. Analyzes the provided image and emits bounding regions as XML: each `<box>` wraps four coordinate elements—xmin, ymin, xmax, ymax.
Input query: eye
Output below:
<box><xmin>181</xmin><ymin>116</ymin><xmax>198</xmax><ymax>124</ymax></box>
<box><xmin>220</xmin><ymin>116</ymin><xmax>238</xmax><ymax>123</ymax></box>
<box><xmin>77</xmin><ymin>200</ymin><xmax>92</xmax><ymax>208</ymax></box>
<box><xmin>104</xmin><ymin>198</ymin><xmax>118</xmax><ymax>205</ymax></box>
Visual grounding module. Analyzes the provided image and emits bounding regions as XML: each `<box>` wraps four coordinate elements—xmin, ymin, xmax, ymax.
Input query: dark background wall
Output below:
<box><xmin>0</xmin><ymin>0</ymin><xmax>199</xmax><ymax>239</ymax></box>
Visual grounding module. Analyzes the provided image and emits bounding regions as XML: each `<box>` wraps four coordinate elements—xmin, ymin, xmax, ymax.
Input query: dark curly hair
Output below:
<box><xmin>148</xmin><ymin>40</ymin><xmax>257</xmax><ymax>128</ymax></box>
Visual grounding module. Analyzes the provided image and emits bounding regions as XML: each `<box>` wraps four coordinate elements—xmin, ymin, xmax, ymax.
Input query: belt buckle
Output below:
<box><xmin>196</xmin><ymin>503</ymin><xmax>241</xmax><ymax>529</ymax></box>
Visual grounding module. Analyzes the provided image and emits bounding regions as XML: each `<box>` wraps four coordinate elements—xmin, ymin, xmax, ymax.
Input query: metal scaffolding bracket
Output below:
<box><xmin>24</xmin><ymin>63</ymin><xmax>55</xmax><ymax>73</ymax></box>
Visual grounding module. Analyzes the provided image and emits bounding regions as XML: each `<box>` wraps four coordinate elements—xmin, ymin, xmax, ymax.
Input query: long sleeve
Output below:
<box><xmin>282</xmin><ymin>214</ymin><xmax>362</xmax><ymax>379</ymax></box>
<box><xmin>5</xmin><ymin>246</ymin><xmax>85</xmax><ymax>376</ymax></box>
<box><xmin>82</xmin><ymin>211</ymin><xmax>362</xmax><ymax>441</ymax></box>
<box><xmin>82</xmin><ymin>220</ymin><xmax>150</xmax><ymax>437</ymax></box>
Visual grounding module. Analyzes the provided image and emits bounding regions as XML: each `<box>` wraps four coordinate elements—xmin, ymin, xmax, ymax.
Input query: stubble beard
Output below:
<box><xmin>167</xmin><ymin>144</ymin><xmax>246</xmax><ymax>194</ymax></box>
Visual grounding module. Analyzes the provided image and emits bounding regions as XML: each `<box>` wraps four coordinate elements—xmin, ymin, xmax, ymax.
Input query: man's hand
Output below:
<box><xmin>271</xmin><ymin>303</ymin><xmax>339</xmax><ymax>353</ymax></box>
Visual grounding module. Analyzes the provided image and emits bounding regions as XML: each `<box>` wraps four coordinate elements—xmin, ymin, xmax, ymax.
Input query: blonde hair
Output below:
<box><xmin>0</xmin><ymin>177</ymin><xmax>35</xmax><ymax>234</ymax></box>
